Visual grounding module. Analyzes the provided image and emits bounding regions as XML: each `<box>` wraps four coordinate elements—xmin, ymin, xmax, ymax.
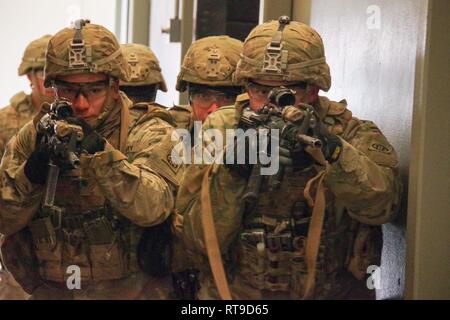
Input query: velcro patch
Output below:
<box><xmin>369</xmin><ymin>143</ymin><xmax>392</xmax><ymax>154</ymax></box>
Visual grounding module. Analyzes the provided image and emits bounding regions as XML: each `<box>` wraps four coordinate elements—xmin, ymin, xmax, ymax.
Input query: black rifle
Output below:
<box><xmin>35</xmin><ymin>99</ymin><xmax>84</xmax><ymax>221</ymax></box>
<box><xmin>239</xmin><ymin>87</ymin><xmax>322</xmax><ymax>206</ymax></box>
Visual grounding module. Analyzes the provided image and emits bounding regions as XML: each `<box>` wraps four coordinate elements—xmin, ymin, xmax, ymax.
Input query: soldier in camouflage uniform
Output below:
<box><xmin>0</xmin><ymin>34</ymin><xmax>53</xmax><ymax>300</ymax></box>
<box><xmin>168</xmin><ymin>36</ymin><xmax>244</xmax><ymax>299</ymax></box>
<box><xmin>0</xmin><ymin>34</ymin><xmax>53</xmax><ymax>159</ymax></box>
<box><xmin>174</xmin><ymin>17</ymin><xmax>402</xmax><ymax>299</ymax></box>
<box><xmin>169</xmin><ymin>36</ymin><xmax>244</xmax><ymax>132</ymax></box>
<box><xmin>119</xmin><ymin>43</ymin><xmax>168</xmax><ymax>104</ymax></box>
<box><xmin>0</xmin><ymin>20</ymin><xmax>181</xmax><ymax>299</ymax></box>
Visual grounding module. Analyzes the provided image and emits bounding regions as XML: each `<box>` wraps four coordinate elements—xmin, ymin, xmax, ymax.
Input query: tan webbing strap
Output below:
<box><xmin>200</xmin><ymin>164</ymin><xmax>233</xmax><ymax>300</ymax></box>
<box><xmin>302</xmin><ymin>164</ymin><xmax>330</xmax><ymax>299</ymax></box>
<box><xmin>119</xmin><ymin>100</ymin><xmax>130</xmax><ymax>153</ymax></box>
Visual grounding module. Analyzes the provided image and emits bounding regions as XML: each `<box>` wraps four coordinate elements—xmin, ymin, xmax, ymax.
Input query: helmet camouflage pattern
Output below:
<box><xmin>234</xmin><ymin>16</ymin><xmax>331</xmax><ymax>91</ymax></box>
<box><xmin>18</xmin><ymin>34</ymin><xmax>52</xmax><ymax>76</ymax></box>
<box><xmin>176</xmin><ymin>35</ymin><xmax>244</xmax><ymax>91</ymax></box>
<box><xmin>120</xmin><ymin>43</ymin><xmax>167</xmax><ymax>91</ymax></box>
<box><xmin>44</xmin><ymin>19</ymin><xmax>129</xmax><ymax>87</ymax></box>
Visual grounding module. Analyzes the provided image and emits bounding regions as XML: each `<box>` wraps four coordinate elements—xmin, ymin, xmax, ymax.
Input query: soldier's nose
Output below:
<box><xmin>72</xmin><ymin>93</ymin><xmax>90</xmax><ymax>112</ymax></box>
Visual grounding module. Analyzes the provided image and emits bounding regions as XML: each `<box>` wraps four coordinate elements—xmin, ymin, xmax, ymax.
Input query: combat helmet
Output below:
<box><xmin>176</xmin><ymin>36</ymin><xmax>244</xmax><ymax>92</ymax></box>
<box><xmin>120</xmin><ymin>43</ymin><xmax>167</xmax><ymax>92</ymax></box>
<box><xmin>18</xmin><ymin>34</ymin><xmax>52</xmax><ymax>76</ymax></box>
<box><xmin>234</xmin><ymin>16</ymin><xmax>331</xmax><ymax>91</ymax></box>
<box><xmin>44</xmin><ymin>19</ymin><xmax>129</xmax><ymax>87</ymax></box>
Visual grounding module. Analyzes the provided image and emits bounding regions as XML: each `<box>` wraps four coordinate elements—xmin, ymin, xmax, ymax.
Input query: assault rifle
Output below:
<box><xmin>239</xmin><ymin>87</ymin><xmax>322</xmax><ymax>205</ymax></box>
<box><xmin>35</xmin><ymin>99</ymin><xmax>84</xmax><ymax>220</ymax></box>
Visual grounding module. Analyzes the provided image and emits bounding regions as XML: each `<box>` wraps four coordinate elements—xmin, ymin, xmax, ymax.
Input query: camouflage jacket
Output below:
<box><xmin>0</xmin><ymin>92</ymin><xmax>37</xmax><ymax>159</ymax></box>
<box><xmin>175</xmin><ymin>93</ymin><xmax>402</xmax><ymax>299</ymax></box>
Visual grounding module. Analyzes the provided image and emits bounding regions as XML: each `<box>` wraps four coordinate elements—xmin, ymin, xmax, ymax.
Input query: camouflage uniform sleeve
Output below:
<box><xmin>325</xmin><ymin>121</ymin><xmax>401</xmax><ymax>225</ymax></box>
<box><xmin>0</xmin><ymin>122</ymin><xmax>43</xmax><ymax>235</ymax></box>
<box><xmin>82</xmin><ymin>117</ymin><xmax>179</xmax><ymax>228</ymax></box>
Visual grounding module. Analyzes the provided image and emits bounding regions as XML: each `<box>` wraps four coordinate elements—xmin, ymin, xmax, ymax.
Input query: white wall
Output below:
<box><xmin>294</xmin><ymin>0</ymin><xmax>424</xmax><ymax>299</ymax></box>
<box><xmin>150</xmin><ymin>0</ymin><xmax>181</xmax><ymax>107</ymax></box>
<box><xmin>0</xmin><ymin>0</ymin><xmax>117</xmax><ymax>108</ymax></box>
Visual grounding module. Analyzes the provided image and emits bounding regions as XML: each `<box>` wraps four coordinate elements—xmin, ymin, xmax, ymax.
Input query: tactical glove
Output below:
<box><xmin>66</xmin><ymin>118</ymin><xmax>106</xmax><ymax>154</ymax></box>
<box><xmin>317</xmin><ymin>131</ymin><xmax>342</xmax><ymax>163</ymax></box>
<box><xmin>24</xmin><ymin>142</ymin><xmax>51</xmax><ymax>184</ymax></box>
<box><xmin>282</xmin><ymin>105</ymin><xmax>342</xmax><ymax>165</ymax></box>
<box><xmin>277</xmin><ymin>137</ymin><xmax>315</xmax><ymax>171</ymax></box>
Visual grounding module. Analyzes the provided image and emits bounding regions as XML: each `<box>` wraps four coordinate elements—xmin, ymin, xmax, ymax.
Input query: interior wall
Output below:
<box><xmin>149</xmin><ymin>0</ymin><xmax>181</xmax><ymax>106</ymax></box>
<box><xmin>406</xmin><ymin>0</ymin><xmax>450</xmax><ymax>299</ymax></box>
<box><xmin>293</xmin><ymin>0</ymin><xmax>424</xmax><ymax>299</ymax></box>
<box><xmin>0</xmin><ymin>0</ymin><xmax>117</xmax><ymax>108</ymax></box>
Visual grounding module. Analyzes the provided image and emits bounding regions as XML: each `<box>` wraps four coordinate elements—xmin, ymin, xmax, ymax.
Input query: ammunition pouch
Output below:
<box><xmin>28</xmin><ymin>208</ymin><xmax>131</xmax><ymax>282</ymax></box>
<box><xmin>238</xmin><ymin>214</ymin><xmax>310</xmax><ymax>299</ymax></box>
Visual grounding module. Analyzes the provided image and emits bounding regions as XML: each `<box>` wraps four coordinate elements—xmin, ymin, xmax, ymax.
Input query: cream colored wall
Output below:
<box><xmin>406</xmin><ymin>0</ymin><xmax>450</xmax><ymax>300</ymax></box>
<box><xmin>293</xmin><ymin>0</ymin><xmax>450</xmax><ymax>299</ymax></box>
<box><xmin>149</xmin><ymin>0</ymin><xmax>182</xmax><ymax>106</ymax></box>
<box><xmin>0</xmin><ymin>0</ymin><xmax>117</xmax><ymax>108</ymax></box>
<box><xmin>293</xmin><ymin>0</ymin><xmax>421</xmax><ymax>299</ymax></box>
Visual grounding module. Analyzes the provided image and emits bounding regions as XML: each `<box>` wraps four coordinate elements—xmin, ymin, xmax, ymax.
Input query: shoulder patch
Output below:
<box><xmin>368</xmin><ymin>142</ymin><xmax>392</xmax><ymax>154</ymax></box>
<box><xmin>167</xmin><ymin>153</ymin><xmax>182</xmax><ymax>171</ymax></box>
<box><xmin>351</xmin><ymin>121</ymin><xmax>399</xmax><ymax>168</ymax></box>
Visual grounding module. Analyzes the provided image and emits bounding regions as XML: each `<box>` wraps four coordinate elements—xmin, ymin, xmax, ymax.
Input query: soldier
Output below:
<box><xmin>0</xmin><ymin>20</ymin><xmax>181</xmax><ymax>299</ymax></box>
<box><xmin>168</xmin><ymin>36</ymin><xmax>243</xmax><ymax>299</ymax></box>
<box><xmin>0</xmin><ymin>34</ymin><xmax>53</xmax><ymax>300</ymax></box>
<box><xmin>119</xmin><ymin>43</ymin><xmax>167</xmax><ymax>104</ymax></box>
<box><xmin>0</xmin><ymin>34</ymin><xmax>53</xmax><ymax>159</ymax></box>
<box><xmin>169</xmin><ymin>36</ymin><xmax>244</xmax><ymax>132</ymax></box>
<box><xmin>174</xmin><ymin>17</ymin><xmax>402</xmax><ymax>299</ymax></box>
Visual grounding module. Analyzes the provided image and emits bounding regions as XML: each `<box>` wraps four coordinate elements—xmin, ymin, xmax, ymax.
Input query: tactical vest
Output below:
<box><xmin>27</xmin><ymin>99</ymin><xmax>173</xmax><ymax>283</ymax></box>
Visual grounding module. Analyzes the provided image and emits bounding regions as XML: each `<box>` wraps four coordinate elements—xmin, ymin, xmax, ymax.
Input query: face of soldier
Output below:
<box><xmin>247</xmin><ymin>79</ymin><xmax>319</xmax><ymax>111</ymax></box>
<box><xmin>190</xmin><ymin>89</ymin><xmax>237</xmax><ymax>122</ymax></box>
<box><xmin>27</xmin><ymin>70</ymin><xmax>54</xmax><ymax>107</ymax></box>
<box><xmin>54</xmin><ymin>73</ymin><xmax>120</xmax><ymax>119</ymax></box>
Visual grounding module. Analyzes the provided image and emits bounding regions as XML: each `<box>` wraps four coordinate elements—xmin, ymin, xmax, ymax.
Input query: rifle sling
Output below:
<box><xmin>200</xmin><ymin>164</ymin><xmax>233</xmax><ymax>300</ymax></box>
<box><xmin>303</xmin><ymin>164</ymin><xmax>329</xmax><ymax>299</ymax></box>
